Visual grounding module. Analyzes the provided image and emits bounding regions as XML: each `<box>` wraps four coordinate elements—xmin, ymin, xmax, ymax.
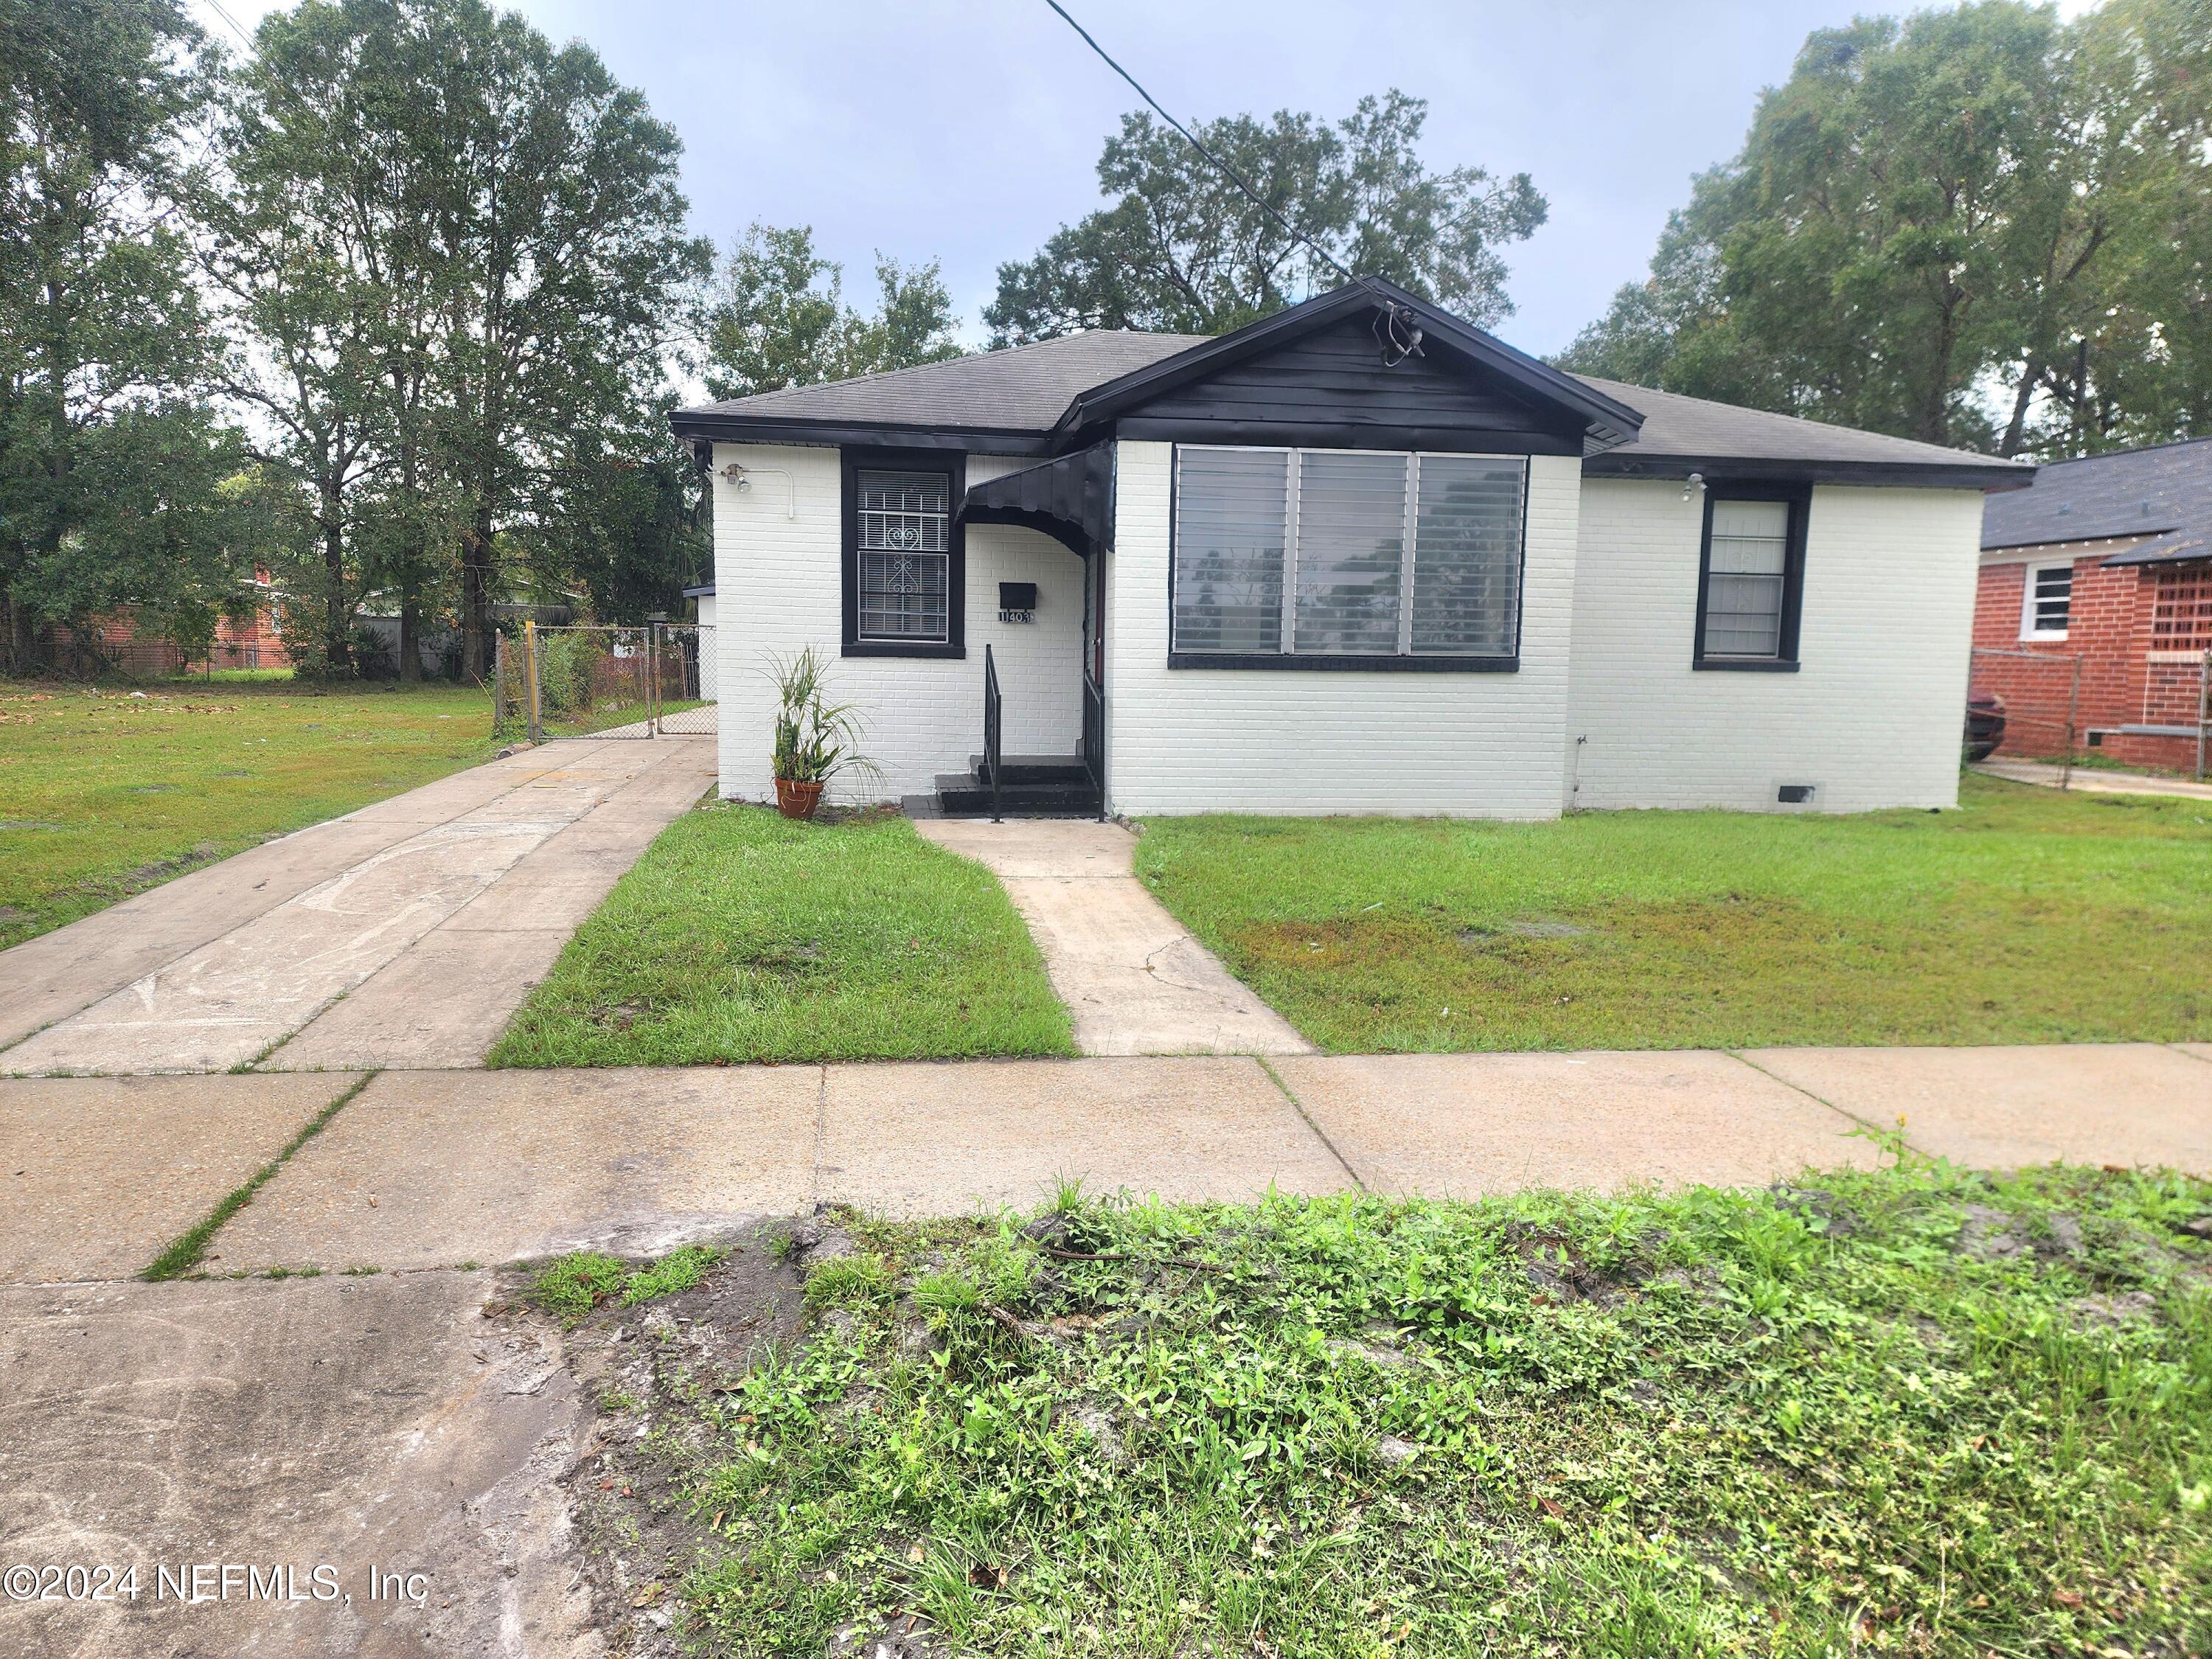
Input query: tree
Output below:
<box><xmin>1557</xmin><ymin>0</ymin><xmax>2211</xmax><ymax>459</ymax></box>
<box><xmin>0</xmin><ymin>0</ymin><xmax>240</xmax><ymax>668</ymax></box>
<box><xmin>984</xmin><ymin>90</ymin><xmax>1546</xmax><ymax>344</ymax></box>
<box><xmin>406</xmin><ymin>0</ymin><xmax>713</xmax><ymax>675</ymax></box>
<box><xmin>703</xmin><ymin>223</ymin><xmax>961</xmax><ymax>400</ymax></box>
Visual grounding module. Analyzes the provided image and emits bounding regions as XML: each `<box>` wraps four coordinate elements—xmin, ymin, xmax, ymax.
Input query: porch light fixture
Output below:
<box><xmin>1683</xmin><ymin>472</ymin><xmax>1707</xmax><ymax>501</ymax></box>
<box><xmin>720</xmin><ymin>460</ymin><xmax>796</xmax><ymax>520</ymax></box>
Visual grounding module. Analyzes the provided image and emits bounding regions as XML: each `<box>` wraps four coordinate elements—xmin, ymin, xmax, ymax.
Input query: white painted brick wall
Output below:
<box><xmin>712</xmin><ymin>445</ymin><xmax>1088</xmax><ymax>804</ymax></box>
<box><xmin>1102</xmin><ymin>441</ymin><xmax>1581</xmax><ymax>818</ymax></box>
<box><xmin>1562</xmin><ymin>479</ymin><xmax>1984</xmax><ymax>813</ymax></box>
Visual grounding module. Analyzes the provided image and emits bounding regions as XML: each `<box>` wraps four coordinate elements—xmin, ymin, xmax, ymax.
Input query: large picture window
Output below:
<box><xmin>842</xmin><ymin>452</ymin><xmax>964</xmax><ymax>658</ymax></box>
<box><xmin>1170</xmin><ymin>445</ymin><xmax>1526</xmax><ymax>668</ymax></box>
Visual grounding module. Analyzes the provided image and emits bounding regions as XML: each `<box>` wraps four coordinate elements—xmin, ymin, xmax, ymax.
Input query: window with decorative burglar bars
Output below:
<box><xmin>857</xmin><ymin>469</ymin><xmax>950</xmax><ymax>641</ymax></box>
<box><xmin>2152</xmin><ymin>564</ymin><xmax>2212</xmax><ymax>647</ymax></box>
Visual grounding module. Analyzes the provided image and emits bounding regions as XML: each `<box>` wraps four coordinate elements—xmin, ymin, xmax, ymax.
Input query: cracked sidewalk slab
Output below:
<box><xmin>1742</xmin><ymin>1043</ymin><xmax>2212</xmax><ymax>1172</ymax></box>
<box><xmin>914</xmin><ymin>818</ymin><xmax>1312</xmax><ymax>1057</ymax></box>
<box><xmin>0</xmin><ymin>1072</ymin><xmax>366</xmax><ymax>1284</ymax></box>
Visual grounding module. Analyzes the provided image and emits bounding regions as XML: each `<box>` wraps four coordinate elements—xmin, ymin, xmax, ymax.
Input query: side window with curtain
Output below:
<box><xmin>1696</xmin><ymin>492</ymin><xmax>1807</xmax><ymax>667</ymax></box>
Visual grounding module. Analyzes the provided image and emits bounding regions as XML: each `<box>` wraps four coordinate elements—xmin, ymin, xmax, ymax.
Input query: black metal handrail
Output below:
<box><xmin>982</xmin><ymin>644</ymin><xmax>1003</xmax><ymax>823</ymax></box>
<box><xmin>1080</xmin><ymin>675</ymin><xmax>1105</xmax><ymax>821</ymax></box>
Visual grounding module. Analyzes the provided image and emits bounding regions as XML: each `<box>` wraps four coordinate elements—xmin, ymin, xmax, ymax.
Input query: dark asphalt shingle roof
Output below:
<box><xmin>1571</xmin><ymin>376</ymin><xmax>2026</xmax><ymax>475</ymax></box>
<box><xmin>677</xmin><ymin>328</ymin><xmax>2023</xmax><ymax>477</ymax></box>
<box><xmin>684</xmin><ymin>330</ymin><xmax>1208</xmax><ymax>433</ymax></box>
<box><xmin>1979</xmin><ymin>437</ymin><xmax>2212</xmax><ymax>561</ymax></box>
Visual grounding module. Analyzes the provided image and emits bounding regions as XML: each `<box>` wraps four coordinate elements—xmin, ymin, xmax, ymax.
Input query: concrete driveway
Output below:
<box><xmin>0</xmin><ymin>736</ymin><xmax>714</xmax><ymax>1076</ymax></box>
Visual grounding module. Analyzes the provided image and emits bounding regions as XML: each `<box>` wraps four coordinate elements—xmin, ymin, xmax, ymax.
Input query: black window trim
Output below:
<box><xmin>1164</xmin><ymin>441</ymin><xmax>1528</xmax><ymax>673</ymax></box>
<box><xmin>1692</xmin><ymin>480</ymin><xmax>1810</xmax><ymax>672</ymax></box>
<box><xmin>842</xmin><ymin>445</ymin><xmax>966</xmax><ymax>660</ymax></box>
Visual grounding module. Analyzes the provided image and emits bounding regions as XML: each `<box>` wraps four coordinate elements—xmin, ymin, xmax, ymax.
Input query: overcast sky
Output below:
<box><xmin>192</xmin><ymin>0</ymin><xmax>2102</xmax><ymax>359</ymax></box>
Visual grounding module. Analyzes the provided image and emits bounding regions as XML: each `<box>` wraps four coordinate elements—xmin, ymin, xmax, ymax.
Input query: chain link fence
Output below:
<box><xmin>493</xmin><ymin>622</ymin><xmax>716</xmax><ymax>742</ymax></box>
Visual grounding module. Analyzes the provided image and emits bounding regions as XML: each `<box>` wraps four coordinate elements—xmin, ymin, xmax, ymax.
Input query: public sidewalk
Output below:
<box><xmin>4</xmin><ymin>1042</ymin><xmax>2205</xmax><ymax>1284</ymax></box>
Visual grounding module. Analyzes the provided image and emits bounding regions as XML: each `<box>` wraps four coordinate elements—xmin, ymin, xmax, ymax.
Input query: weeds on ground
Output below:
<box><xmin>636</xmin><ymin>1164</ymin><xmax>2212</xmax><ymax>1656</ymax></box>
<box><xmin>531</xmin><ymin>1245</ymin><xmax>726</xmax><ymax>1328</ymax></box>
<box><xmin>1131</xmin><ymin>775</ymin><xmax>2212</xmax><ymax>1051</ymax></box>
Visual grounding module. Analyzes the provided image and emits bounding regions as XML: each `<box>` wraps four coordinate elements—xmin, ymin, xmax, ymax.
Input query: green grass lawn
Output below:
<box><xmin>569</xmin><ymin>1163</ymin><xmax>2212</xmax><ymax>1656</ymax></box>
<box><xmin>1131</xmin><ymin>774</ymin><xmax>2212</xmax><ymax>1053</ymax></box>
<box><xmin>0</xmin><ymin>680</ymin><xmax>496</xmax><ymax>950</ymax></box>
<box><xmin>489</xmin><ymin>804</ymin><xmax>1074</xmax><ymax>1066</ymax></box>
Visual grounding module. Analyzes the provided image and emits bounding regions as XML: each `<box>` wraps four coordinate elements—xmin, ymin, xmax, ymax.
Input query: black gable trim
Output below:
<box><xmin>1051</xmin><ymin>279</ymin><xmax>1644</xmax><ymax>454</ymax></box>
<box><xmin>1099</xmin><ymin>311</ymin><xmax>1585</xmax><ymax>456</ymax></box>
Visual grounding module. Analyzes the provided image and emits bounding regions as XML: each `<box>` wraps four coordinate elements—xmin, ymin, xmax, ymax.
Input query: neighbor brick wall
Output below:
<box><xmin>1971</xmin><ymin>549</ymin><xmax>2210</xmax><ymax>771</ymax></box>
<box><xmin>1565</xmin><ymin>480</ymin><xmax>1986</xmax><ymax>813</ymax></box>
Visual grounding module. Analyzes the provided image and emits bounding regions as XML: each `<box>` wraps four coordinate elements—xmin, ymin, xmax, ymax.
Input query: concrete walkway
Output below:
<box><xmin>1974</xmin><ymin>757</ymin><xmax>2212</xmax><ymax>799</ymax></box>
<box><xmin>0</xmin><ymin>736</ymin><xmax>713</xmax><ymax>1076</ymax></box>
<box><xmin>915</xmin><ymin>817</ymin><xmax>1313</xmax><ymax>1056</ymax></box>
<box><xmin>5</xmin><ymin>1043</ymin><xmax>2205</xmax><ymax>1284</ymax></box>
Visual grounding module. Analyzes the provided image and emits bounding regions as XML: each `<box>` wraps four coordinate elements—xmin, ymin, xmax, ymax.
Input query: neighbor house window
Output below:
<box><xmin>843</xmin><ymin>453</ymin><xmax>963</xmax><ymax>657</ymax></box>
<box><xmin>1170</xmin><ymin>445</ymin><xmax>1526</xmax><ymax>667</ymax></box>
<box><xmin>1694</xmin><ymin>487</ymin><xmax>1809</xmax><ymax>670</ymax></box>
<box><xmin>2022</xmin><ymin>559</ymin><xmax>2073</xmax><ymax>640</ymax></box>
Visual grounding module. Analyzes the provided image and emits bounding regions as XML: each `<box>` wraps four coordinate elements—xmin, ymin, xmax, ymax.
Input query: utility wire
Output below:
<box><xmin>1039</xmin><ymin>0</ymin><xmax>1357</xmax><ymax>287</ymax></box>
<box><xmin>201</xmin><ymin>0</ymin><xmax>257</xmax><ymax>52</ymax></box>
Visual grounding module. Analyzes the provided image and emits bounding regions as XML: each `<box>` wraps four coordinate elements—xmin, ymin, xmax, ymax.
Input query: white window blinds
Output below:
<box><xmin>1172</xmin><ymin>446</ymin><xmax>1526</xmax><ymax>661</ymax></box>
<box><xmin>1700</xmin><ymin>499</ymin><xmax>1790</xmax><ymax>658</ymax></box>
<box><xmin>1171</xmin><ymin>448</ymin><xmax>1289</xmax><ymax>654</ymax></box>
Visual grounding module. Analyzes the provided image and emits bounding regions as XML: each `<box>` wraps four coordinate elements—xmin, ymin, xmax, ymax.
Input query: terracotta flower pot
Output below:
<box><xmin>774</xmin><ymin>778</ymin><xmax>824</xmax><ymax>821</ymax></box>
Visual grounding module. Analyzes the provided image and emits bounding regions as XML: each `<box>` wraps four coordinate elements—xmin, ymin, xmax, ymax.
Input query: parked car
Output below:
<box><xmin>1964</xmin><ymin>693</ymin><xmax>2006</xmax><ymax>762</ymax></box>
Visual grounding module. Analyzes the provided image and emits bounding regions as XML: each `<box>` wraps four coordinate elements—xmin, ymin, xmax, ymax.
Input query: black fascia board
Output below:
<box><xmin>668</xmin><ymin>411</ymin><xmax>1049</xmax><ymax>456</ymax></box>
<box><xmin>1584</xmin><ymin>451</ymin><xmax>2037</xmax><ymax>492</ymax></box>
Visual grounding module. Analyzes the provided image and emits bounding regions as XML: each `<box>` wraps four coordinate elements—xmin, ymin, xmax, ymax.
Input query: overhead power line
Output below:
<box><xmin>1038</xmin><ymin>0</ymin><xmax>1357</xmax><ymax>288</ymax></box>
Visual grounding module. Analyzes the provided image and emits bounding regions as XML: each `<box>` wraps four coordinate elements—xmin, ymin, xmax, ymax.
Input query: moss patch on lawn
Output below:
<box><xmin>1133</xmin><ymin>775</ymin><xmax>2212</xmax><ymax>1052</ymax></box>
<box><xmin>560</xmin><ymin>1165</ymin><xmax>2212</xmax><ymax>1656</ymax></box>
<box><xmin>489</xmin><ymin>804</ymin><xmax>1074</xmax><ymax>1065</ymax></box>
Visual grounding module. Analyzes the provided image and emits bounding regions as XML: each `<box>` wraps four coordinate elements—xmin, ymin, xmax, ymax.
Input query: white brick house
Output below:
<box><xmin>672</xmin><ymin>279</ymin><xmax>2029</xmax><ymax>819</ymax></box>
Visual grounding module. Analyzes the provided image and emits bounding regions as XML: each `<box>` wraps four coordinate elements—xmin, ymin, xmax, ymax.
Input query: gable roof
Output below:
<box><xmin>1980</xmin><ymin>437</ymin><xmax>2212</xmax><ymax>564</ymax></box>
<box><xmin>670</xmin><ymin>281</ymin><xmax>2030</xmax><ymax>487</ymax></box>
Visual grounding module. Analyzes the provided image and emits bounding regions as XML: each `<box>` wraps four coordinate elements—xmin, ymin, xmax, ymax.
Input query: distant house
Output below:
<box><xmin>38</xmin><ymin>572</ymin><xmax>291</xmax><ymax>678</ymax></box>
<box><xmin>1974</xmin><ymin>437</ymin><xmax>2212</xmax><ymax>769</ymax></box>
<box><xmin>673</xmin><ymin>277</ymin><xmax>2029</xmax><ymax>818</ymax></box>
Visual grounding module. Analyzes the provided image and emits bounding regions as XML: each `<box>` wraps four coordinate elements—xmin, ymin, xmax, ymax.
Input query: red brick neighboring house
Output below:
<box><xmin>1973</xmin><ymin>437</ymin><xmax>2212</xmax><ymax>770</ymax></box>
<box><xmin>37</xmin><ymin>573</ymin><xmax>292</xmax><ymax>678</ymax></box>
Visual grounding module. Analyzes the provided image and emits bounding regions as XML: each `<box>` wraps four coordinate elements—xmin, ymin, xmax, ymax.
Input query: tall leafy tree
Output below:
<box><xmin>985</xmin><ymin>90</ymin><xmax>1545</xmax><ymax>344</ymax></box>
<box><xmin>703</xmin><ymin>223</ymin><xmax>961</xmax><ymax>400</ymax></box>
<box><xmin>406</xmin><ymin>0</ymin><xmax>713</xmax><ymax>675</ymax></box>
<box><xmin>0</xmin><ymin>0</ymin><xmax>250</xmax><ymax>669</ymax></box>
<box><xmin>1558</xmin><ymin>0</ymin><xmax>2209</xmax><ymax>458</ymax></box>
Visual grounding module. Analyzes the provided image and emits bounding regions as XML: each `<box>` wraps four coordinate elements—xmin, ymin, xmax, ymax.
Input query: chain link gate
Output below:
<box><xmin>493</xmin><ymin>621</ymin><xmax>716</xmax><ymax>742</ymax></box>
<box><xmin>650</xmin><ymin>622</ymin><xmax>716</xmax><ymax>736</ymax></box>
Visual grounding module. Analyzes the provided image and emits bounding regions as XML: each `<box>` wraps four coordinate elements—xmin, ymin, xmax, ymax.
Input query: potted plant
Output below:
<box><xmin>768</xmin><ymin>647</ymin><xmax>874</xmax><ymax>820</ymax></box>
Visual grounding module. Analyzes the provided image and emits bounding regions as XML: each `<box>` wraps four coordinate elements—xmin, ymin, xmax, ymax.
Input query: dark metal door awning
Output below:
<box><xmin>958</xmin><ymin>443</ymin><xmax>1114</xmax><ymax>557</ymax></box>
